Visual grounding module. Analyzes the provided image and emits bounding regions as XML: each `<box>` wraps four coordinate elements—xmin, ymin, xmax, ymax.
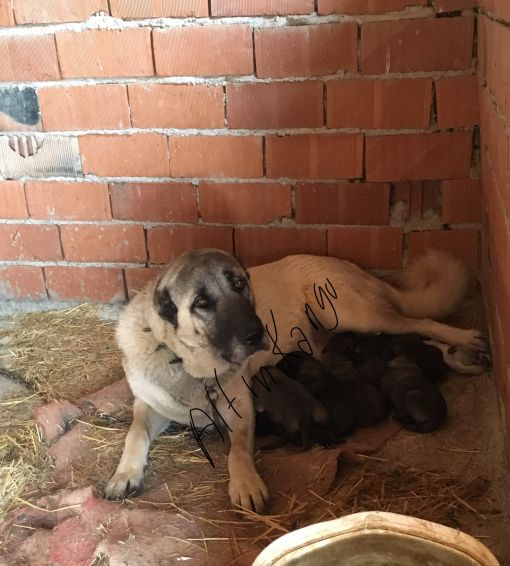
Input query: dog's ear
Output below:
<box><xmin>154</xmin><ymin>287</ymin><xmax>178</xmax><ymax>327</ymax></box>
<box><xmin>234</xmin><ymin>254</ymin><xmax>250</xmax><ymax>279</ymax></box>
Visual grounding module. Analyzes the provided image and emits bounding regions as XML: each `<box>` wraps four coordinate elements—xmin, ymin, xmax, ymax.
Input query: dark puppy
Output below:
<box><xmin>320</xmin><ymin>334</ymin><xmax>359</xmax><ymax>383</ymax></box>
<box><xmin>390</xmin><ymin>334</ymin><xmax>448</xmax><ymax>382</ymax></box>
<box><xmin>311</xmin><ymin>388</ymin><xmax>356</xmax><ymax>443</ymax></box>
<box><xmin>276</xmin><ymin>351</ymin><xmax>333</xmax><ymax>392</ymax></box>
<box><xmin>381</xmin><ymin>355</ymin><xmax>447</xmax><ymax>433</ymax></box>
<box><xmin>275</xmin><ymin>352</ymin><xmax>357</xmax><ymax>444</ymax></box>
<box><xmin>351</xmin><ymin>333</ymin><xmax>393</xmax><ymax>384</ymax></box>
<box><xmin>251</xmin><ymin>366</ymin><xmax>328</xmax><ymax>448</ymax></box>
<box><xmin>321</xmin><ymin>332</ymin><xmax>356</xmax><ymax>360</ymax></box>
<box><xmin>311</xmin><ymin>376</ymin><xmax>389</xmax><ymax>445</ymax></box>
<box><xmin>278</xmin><ymin>350</ymin><xmax>359</xmax><ymax>389</ymax></box>
<box><xmin>335</xmin><ymin>377</ymin><xmax>389</xmax><ymax>428</ymax></box>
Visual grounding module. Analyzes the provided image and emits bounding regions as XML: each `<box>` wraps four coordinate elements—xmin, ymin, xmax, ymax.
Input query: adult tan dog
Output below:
<box><xmin>105</xmin><ymin>249</ymin><xmax>486</xmax><ymax>512</ymax></box>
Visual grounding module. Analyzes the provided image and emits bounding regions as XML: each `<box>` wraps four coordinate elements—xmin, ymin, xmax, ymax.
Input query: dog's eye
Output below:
<box><xmin>193</xmin><ymin>295</ymin><xmax>209</xmax><ymax>309</ymax></box>
<box><xmin>233</xmin><ymin>278</ymin><xmax>246</xmax><ymax>291</ymax></box>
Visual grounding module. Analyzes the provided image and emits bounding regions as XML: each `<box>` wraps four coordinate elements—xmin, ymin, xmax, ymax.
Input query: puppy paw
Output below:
<box><xmin>446</xmin><ymin>345</ymin><xmax>492</xmax><ymax>375</ymax></box>
<box><xmin>104</xmin><ymin>467</ymin><xmax>145</xmax><ymax>500</ymax></box>
<box><xmin>229</xmin><ymin>470</ymin><xmax>269</xmax><ymax>514</ymax></box>
<box><xmin>425</xmin><ymin>339</ymin><xmax>492</xmax><ymax>375</ymax></box>
<box><xmin>456</xmin><ymin>329</ymin><xmax>488</xmax><ymax>352</ymax></box>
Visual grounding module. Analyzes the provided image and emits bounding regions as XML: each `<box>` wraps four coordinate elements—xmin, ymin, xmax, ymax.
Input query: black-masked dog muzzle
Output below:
<box><xmin>211</xmin><ymin>294</ymin><xmax>267</xmax><ymax>365</ymax></box>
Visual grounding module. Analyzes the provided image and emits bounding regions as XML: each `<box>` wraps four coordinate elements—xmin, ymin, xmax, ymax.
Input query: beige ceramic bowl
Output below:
<box><xmin>253</xmin><ymin>511</ymin><xmax>500</xmax><ymax>566</ymax></box>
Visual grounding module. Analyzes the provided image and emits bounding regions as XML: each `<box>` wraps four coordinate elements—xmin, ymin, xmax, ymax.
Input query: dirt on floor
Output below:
<box><xmin>0</xmin><ymin>296</ymin><xmax>509</xmax><ymax>565</ymax></box>
<box><xmin>377</xmin><ymin>368</ymin><xmax>510</xmax><ymax>564</ymax></box>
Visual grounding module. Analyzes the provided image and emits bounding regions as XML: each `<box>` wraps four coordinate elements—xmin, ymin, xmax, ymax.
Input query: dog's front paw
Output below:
<box><xmin>104</xmin><ymin>467</ymin><xmax>145</xmax><ymax>500</ymax></box>
<box><xmin>229</xmin><ymin>469</ymin><xmax>269</xmax><ymax>514</ymax></box>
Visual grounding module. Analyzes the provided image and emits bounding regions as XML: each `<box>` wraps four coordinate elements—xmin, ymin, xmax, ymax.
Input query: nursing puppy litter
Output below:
<box><xmin>106</xmin><ymin>248</ymin><xmax>489</xmax><ymax>512</ymax></box>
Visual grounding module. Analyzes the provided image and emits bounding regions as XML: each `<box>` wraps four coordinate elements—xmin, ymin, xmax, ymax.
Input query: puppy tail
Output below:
<box><xmin>388</xmin><ymin>249</ymin><xmax>469</xmax><ymax>320</ymax></box>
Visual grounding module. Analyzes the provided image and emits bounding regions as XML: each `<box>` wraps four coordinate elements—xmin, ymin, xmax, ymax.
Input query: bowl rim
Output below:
<box><xmin>252</xmin><ymin>510</ymin><xmax>501</xmax><ymax>566</ymax></box>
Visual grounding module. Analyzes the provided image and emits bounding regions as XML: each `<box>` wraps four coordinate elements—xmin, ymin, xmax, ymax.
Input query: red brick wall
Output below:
<box><xmin>0</xmin><ymin>1</ymin><xmax>480</xmax><ymax>303</ymax></box>
<box><xmin>478</xmin><ymin>0</ymin><xmax>510</xmax><ymax>444</ymax></box>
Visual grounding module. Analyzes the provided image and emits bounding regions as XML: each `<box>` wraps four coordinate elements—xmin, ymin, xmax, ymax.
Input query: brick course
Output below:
<box><xmin>319</xmin><ymin>0</ymin><xmax>427</xmax><ymax>14</ymax></box>
<box><xmin>255</xmin><ymin>24</ymin><xmax>358</xmax><ymax>78</ymax></box>
<box><xmin>327</xmin><ymin>78</ymin><xmax>432</xmax><ymax>129</ymax></box>
<box><xmin>13</xmin><ymin>0</ymin><xmax>108</xmax><ymax>24</ymax></box>
<box><xmin>148</xmin><ymin>226</ymin><xmax>233</xmax><ymax>263</ymax></box>
<box><xmin>129</xmin><ymin>84</ymin><xmax>225</xmax><ymax>129</ymax></box>
<box><xmin>328</xmin><ymin>227</ymin><xmax>403</xmax><ymax>268</ymax></box>
<box><xmin>56</xmin><ymin>29</ymin><xmax>153</xmax><ymax>78</ymax></box>
<box><xmin>0</xmin><ymin>36</ymin><xmax>60</xmax><ymax>81</ymax></box>
<box><xmin>109</xmin><ymin>183</ymin><xmax>197</xmax><ymax>222</ymax></box>
<box><xmin>235</xmin><ymin>228</ymin><xmax>327</xmax><ymax>266</ymax></box>
<box><xmin>442</xmin><ymin>180</ymin><xmax>482</xmax><ymax>224</ymax></box>
<box><xmin>436</xmin><ymin>75</ymin><xmax>480</xmax><ymax>129</ymax></box>
<box><xmin>25</xmin><ymin>182</ymin><xmax>112</xmax><ymax>221</ymax></box>
<box><xmin>109</xmin><ymin>0</ymin><xmax>208</xmax><ymax>18</ymax></box>
<box><xmin>60</xmin><ymin>225</ymin><xmax>147</xmax><ymax>263</ymax></box>
<box><xmin>169</xmin><ymin>136</ymin><xmax>263</xmax><ymax>178</ymax></box>
<box><xmin>199</xmin><ymin>183</ymin><xmax>291</xmax><ymax>224</ymax></box>
<box><xmin>0</xmin><ymin>266</ymin><xmax>46</xmax><ymax>300</ymax></box>
<box><xmin>434</xmin><ymin>0</ymin><xmax>476</xmax><ymax>11</ymax></box>
<box><xmin>227</xmin><ymin>82</ymin><xmax>323</xmax><ymax>129</ymax></box>
<box><xmin>0</xmin><ymin>225</ymin><xmax>62</xmax><ymax>261</ymax></box>
<box><xmin>361</xmin><ymin>17</ymin><xmax>474</xmax><ymax>74</ymax></box>
<box><xmin>153</xmin><ymin>26</ymin><xmax>253</xmax><ymax>77</ymax></box>
<box><xmin>480</xmin><ymin>0</ymin><xmax>510</xmax><ymax>22</ymax></box>
<box><xmin>211</xmin><ymin>0</ymin><xmax>314</xmax><ymax>16</ymax></box>
<box><xmin>0</xmin><ymin>181</ymin><xmax>28</xmax><ymax>219</ymax></box>
<box><xmin>0</xmin><ymin>0</ymin><xmax>15</xmax><ymax>26</ymax></box>
<box><xmin>44</xmin><ymin>266</ymin><xmax>126</xmax><ymax>302</ymax></box>
<box><xmin>295</xmin><ymin>183</ymin><xmax>390</xmax><ymax>225</ymax></box>
<box><xmin>80</xmin><ymin>134</ymin><xmax>170</xmax><ymax>177</ymax></box>
<box><xmin>39</xmin><ymin>85</ymin><xmax>131</xmax><ymax>131</ymax></box>
<box><xmin>366</xmin><ymin>132</ymin><xmax>473</xmax><ymax>181</ymax></box>
<box><xmin>266</xmin><ymin>134</ymin><xmax>364</xmax><ymax>179</ymax></box>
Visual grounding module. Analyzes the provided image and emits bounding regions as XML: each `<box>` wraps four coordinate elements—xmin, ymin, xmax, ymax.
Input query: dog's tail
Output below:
<box><xmin>387</xmin><ymin>249</ymin><xmax>469</xmax><ymax>320</ymax></box>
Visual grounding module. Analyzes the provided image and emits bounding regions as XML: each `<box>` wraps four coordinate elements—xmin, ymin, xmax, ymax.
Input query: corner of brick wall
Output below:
<box><xmin>477</xmin><ymin>0</ymin><xmax>510</xmax><ymax>452</ymax></box>
<box><xmin>0</xmin><ymin>0</ymin><xmax>481</xmax><ymax>306</ymax></box>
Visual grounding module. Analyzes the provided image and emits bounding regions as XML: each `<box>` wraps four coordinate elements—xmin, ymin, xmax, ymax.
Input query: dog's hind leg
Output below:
<box><xmin>342</xmin><ymin>308</ymin><xmax>487</xmax><ymax>351</ymax></box>
<box><xmin>396</xmin><ymin>319</ymin><xmax>486</xmax><ymax>351</ymax></box>
<box><xmin>104</xmin><ymin>397</ymin><xmax>169</xmax><ymax>499</ymax></box>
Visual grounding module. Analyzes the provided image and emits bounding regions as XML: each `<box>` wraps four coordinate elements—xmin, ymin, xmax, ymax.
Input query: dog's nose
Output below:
<box><xmin>242</xmin><ymin>324</ymin><xmax>264</xmax><ymax>345</ymax></box>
